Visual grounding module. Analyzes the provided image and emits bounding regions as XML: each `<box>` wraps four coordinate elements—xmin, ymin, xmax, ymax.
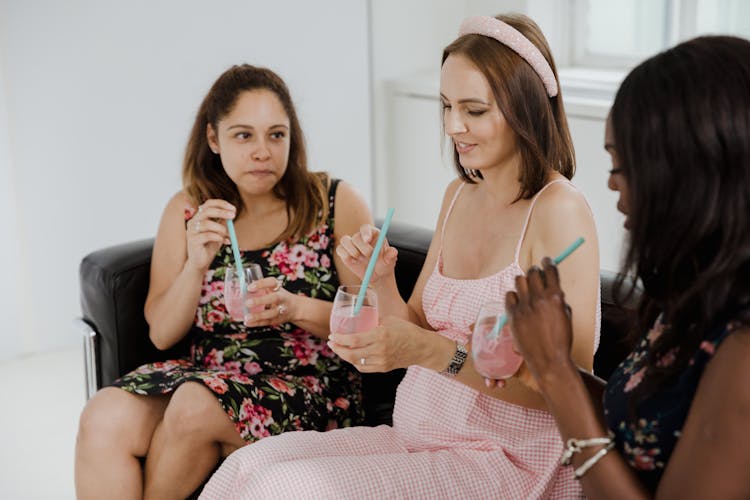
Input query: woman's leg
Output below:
<box><xmin>143</xmin><ymin>382</ymin><xmax>246</xmax><ymax>500</ymax></box>
<box><xmin>200</xmin><ymin>425</ymin><xmax>406</xmax><ymax>499</ymax></box>
<box><xmin>75</xmin><ymin>387</ymin><xmax>169</xmax><ymax>500</ymax></box>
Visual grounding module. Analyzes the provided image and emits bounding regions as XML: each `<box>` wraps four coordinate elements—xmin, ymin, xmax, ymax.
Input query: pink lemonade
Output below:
<box><xmin>329</xmin><ymin>305</ymin><xmax>378</xmax><ymax>334</ymax></box>
<box><xmin>224</xmin><ymin>287</ymin><xmax>245</xmax><ymax>322</ymax></box>
<box><xmin>472</xmin><ymin>320</ymin><xmax>523</xmax><ymax>380</ymax></box>
<box><xmin>225</xmin><ymin>287</ymin><xmax>268</xmax><ymax>321</ymax></box>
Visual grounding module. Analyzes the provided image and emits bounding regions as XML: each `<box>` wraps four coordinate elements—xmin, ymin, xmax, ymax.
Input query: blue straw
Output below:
<box><xmin>226</xmin><ymin>219</ymin><xmax>248</xmax><ymax>316</ymax></box>
<box><xmin>353</xmin><ymin>207</ymin><xmax>395</xmax><ymax>315</ymax></box>
<box><xmin>488</xmin><ymin>236</ymin><xmax>585</xmax><ymax>339</ymax></box>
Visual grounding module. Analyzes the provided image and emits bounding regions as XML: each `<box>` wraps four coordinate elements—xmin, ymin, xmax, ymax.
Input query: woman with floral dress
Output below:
<box><xmin>505</xmin><ymin>35</ymin><xmax>750</xmax><ymax>498</ymax></box>
<box><xmin>75</xmin><ymin>64</ymin><xmax>372</xmax><ymax>499</ymax></box>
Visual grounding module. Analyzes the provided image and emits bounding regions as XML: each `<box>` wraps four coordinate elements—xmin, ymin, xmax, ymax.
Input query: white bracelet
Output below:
<box><xmin>574</xmin><ymin>441</ymin><xmax>616</xmax><ymax>479</ymax></box>
<box><xmin>560</xmin><ymin>434</ymin><xmax>613</xmax><ymax>466</ymax></box>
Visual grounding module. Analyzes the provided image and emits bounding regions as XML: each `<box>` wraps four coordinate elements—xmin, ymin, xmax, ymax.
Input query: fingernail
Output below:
<box><xmin>326</xmin><ymin>340</ymin><xmax>334</xmax><ymax>349</ymax></box>
<box><xmin>328</xmin><ymin>334</ymin><xmax>336</xmax><ymax>343</ymax></box>
<box><xmin>485</xmin><ymin>378</ymin><xmax>493</xmax><ymax>388</ymax></box>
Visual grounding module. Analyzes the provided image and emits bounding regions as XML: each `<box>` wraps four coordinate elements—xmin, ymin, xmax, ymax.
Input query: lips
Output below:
<box><xmin>454</xmin><ymin>141</ymin><xmax>476</xmax><ymax>154</ymax></box>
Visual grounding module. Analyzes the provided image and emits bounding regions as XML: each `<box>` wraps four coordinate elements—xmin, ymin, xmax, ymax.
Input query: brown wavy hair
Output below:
<box><xmin>182</xmin><ymin>64</ymin><xmax>329</xmax><ymax>243</ymax></box>
<box><xmin>441</xmin><ymin>13</ymin><xmax>575</xmax><ymax>200</ymax></box>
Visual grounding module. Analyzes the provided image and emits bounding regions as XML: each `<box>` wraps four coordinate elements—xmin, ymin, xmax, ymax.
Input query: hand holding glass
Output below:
<box><xmin>330</xmin><ymin>285</ymin><xmax>379</xmax><ymax>334</ymax></box>
<box><xmin>224</xmin><ymin>263</ymin><xmax>265</xmax><ymax>322</ymax></box>
<box><xmin>471</xmin><ymin>301</ymin><xmax>524</xmax><ymax>380</ymax></box>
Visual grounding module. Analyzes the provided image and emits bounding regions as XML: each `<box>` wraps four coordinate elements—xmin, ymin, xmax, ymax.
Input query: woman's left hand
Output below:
<box><xmin>327</xmin><ymin>316</ymin><xmax>428</xmax><ymax>372</ymax></box>
<box><xmin>242</xmin><ymin>276</ymin><xmax>296</xmax><ymax>327</ymax></box>
<box><xmin>505</xmin><ymin>257</ymin><xmax>575</xmax><ymax>385</ymax></box>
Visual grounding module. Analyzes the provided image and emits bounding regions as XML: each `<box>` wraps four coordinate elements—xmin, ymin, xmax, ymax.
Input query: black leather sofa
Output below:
<box><xmin>77</xmin><ymin>220</ymin><xmax>634</xmax><ymax>426</ymax></box>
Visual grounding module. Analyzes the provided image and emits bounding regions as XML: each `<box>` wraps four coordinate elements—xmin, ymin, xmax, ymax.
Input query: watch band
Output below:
<box><xmin>440</xmin><ymin>342</ymin><xmax>468</xmax><ymax>377</ymax></box>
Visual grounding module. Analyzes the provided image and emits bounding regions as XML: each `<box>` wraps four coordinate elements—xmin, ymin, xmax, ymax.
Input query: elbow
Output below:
<box><xmin>148</xmin><ymin>330</ymin><xmax>174</xmax><ymax>351</ymax></box>
<box><xmin>145</xmin><ymin>317</ymin><xmax>176</xmax><ymax>351</ymax></box>
<box><xmin>149</xmin><ymin>333</ymin><xmax>173</xmax><ymax>351</ymax></box>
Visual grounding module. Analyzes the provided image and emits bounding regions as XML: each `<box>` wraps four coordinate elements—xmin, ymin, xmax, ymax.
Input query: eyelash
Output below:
<box><xmin>441</xmin><ymin>104</ymin><xmax>486</xmax><ymax>116</ymax></box>
<box><xmin>234</xmin><ymin>132</ymin><xmax>286</xmax><ymax>140</ymax></box>
<box><xmin>609</xmin><ymin>168</ymin><xmax>624</xmax><ymax>175</ymax></box>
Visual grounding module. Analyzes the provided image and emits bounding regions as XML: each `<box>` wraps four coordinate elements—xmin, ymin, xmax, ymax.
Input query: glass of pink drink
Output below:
<box><xmin>224</xmin><ymin>263</ymin><xmax>266</xmax><ymax>322</ymax></box>
<box><xmin>471</xmin><ymin>301</ymin><xmax>523</xmax><ymax>380</ymax></box>
<box><xmin>329</xmin><ymin>285</ymin><xmax>379</xmax><ymax>334</ymax></box>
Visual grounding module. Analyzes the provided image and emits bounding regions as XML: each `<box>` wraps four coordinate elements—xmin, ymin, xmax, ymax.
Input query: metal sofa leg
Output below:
<box><xmin>73</xmin><ymin>318</ymin><xmax>98</xmax><ymax>400</ymax></box>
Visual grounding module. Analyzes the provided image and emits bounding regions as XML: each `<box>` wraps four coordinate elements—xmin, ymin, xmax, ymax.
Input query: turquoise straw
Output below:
<box><xmin>353</xmin><ymin>208</ymin><xmax>395</xmax><ymax>315</ymax></box>
<box><xmin>488</xmin><ymin>236</ymin><xmax>585</xmax><ymax>339</ymax></box>
<box><xmin>226</xmin><ymin>219</ymin><xmax>248</xmax><ymax>316</ymax></box>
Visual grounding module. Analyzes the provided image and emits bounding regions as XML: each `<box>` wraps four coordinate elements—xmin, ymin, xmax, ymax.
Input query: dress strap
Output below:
<box><xmin>435</xmin><ymin>182</ymin><xmax>466</xmax><ymax>271</ymax></box>
<box><xmin>440</xmin><ymin>182</ymin><xmax>465</xmax><ymax>243</ymax></box>
<box><xmin>513</xmin><ymin>178</ymin><xmax>572</xmax><ymax>264</ymax></box>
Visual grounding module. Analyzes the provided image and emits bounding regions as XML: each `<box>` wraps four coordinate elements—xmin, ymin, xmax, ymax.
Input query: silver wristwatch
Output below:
<box><xmin>440</xmin><ymin>342</ymin><xmax>468</xmax><ymax>377</ymax></box>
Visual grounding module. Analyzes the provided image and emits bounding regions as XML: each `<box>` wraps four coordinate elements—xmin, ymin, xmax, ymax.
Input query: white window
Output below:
<box><xmin>573</xmin><ymin>0</ymin><xmax>750</xmax><ymax>69</ymax></box>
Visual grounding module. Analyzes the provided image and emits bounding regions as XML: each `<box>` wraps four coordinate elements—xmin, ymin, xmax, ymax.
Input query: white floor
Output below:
<box><xmin>0</xmin><ymin>346</ymin><xmax>82</xmax><ymax>499</ymax></box>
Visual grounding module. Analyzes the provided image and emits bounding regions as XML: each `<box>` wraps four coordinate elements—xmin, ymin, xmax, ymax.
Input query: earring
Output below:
<box><xmin>211</xmin><ymin>149</ymin><xmax>218</xmax><ymax>154</ymax></box>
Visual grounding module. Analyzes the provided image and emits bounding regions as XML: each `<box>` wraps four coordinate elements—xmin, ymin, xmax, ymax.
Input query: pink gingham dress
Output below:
<box><xmin>200</xmin><ymin>180</ymin><xmax>598</xmax><ymax>499</ymax></box>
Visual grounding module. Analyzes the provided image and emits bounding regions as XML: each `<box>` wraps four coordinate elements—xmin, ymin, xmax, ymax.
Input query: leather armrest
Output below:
<box><xmin>79</xmin><ymin>238</ymin><xmax>189</xmax><ymax>388</ymax></box>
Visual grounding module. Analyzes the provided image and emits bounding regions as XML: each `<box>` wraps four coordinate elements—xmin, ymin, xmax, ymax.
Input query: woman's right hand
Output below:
<box><xmin>336</xmin><ymin>224</ymin><xmax>398</xmax><ymax>286</ymax></box>
<box><xmin>186</xmin><ymin>199</ymin><xmax>236</xmax><ymax>272</ymax></box>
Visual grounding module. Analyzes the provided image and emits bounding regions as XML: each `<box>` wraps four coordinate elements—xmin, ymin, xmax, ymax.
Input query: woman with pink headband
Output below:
<box><xmin>201</xmin><ymin>14</ymin><xmax>600</xmax><ymax>498</ymax></box>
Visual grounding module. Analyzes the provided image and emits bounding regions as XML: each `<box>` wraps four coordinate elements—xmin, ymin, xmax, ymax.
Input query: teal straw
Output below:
<box><xmin>353</xmin><ymin>207</ymin><xmax>395</xmax><ymax>315</ymax></box>
<box><xmin>488</xmin><ymin>236</ymin><xmax>585</xmax><ymax>339</ymax></box>
<box><xmin>226</xmin><ymin>219</ymin><xmax>248</xmax><ymax>316</ymax></box>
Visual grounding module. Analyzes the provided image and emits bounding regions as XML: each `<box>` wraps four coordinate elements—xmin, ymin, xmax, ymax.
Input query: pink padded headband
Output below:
<box><xmin>458</xmin><ymin>16</ymin><xmax>559</xmax><ymax>98</ymax></box>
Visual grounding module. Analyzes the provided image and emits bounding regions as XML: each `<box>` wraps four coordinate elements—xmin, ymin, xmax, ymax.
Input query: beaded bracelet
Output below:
<box><xmin>560</xmin><ymin>433</ymin><xmax>614</xmax><ymax>466</ymax></box>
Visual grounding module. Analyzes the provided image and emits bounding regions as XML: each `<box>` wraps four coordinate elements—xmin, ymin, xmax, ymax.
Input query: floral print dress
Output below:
<box><xmin>603</xmin><ymin>313</ymin><xmax>741</xmax><ymax>492</ymax></box>
<box><xmin>113</xmin><ymin>179</ymin><xmax>364</xmax><ymax>442</ymax></box>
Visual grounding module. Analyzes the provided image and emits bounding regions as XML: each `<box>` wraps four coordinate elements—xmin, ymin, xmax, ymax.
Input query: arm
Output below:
<box><xmin>523</xmin><ymin>182</ymin><xmax>600</xmax><ymax>371</ymax></box>
<box><xmin>144</xmin><ymin>193</ymin><xmax>235</xmax><ymax>350</ymax></box>
<box><xmin>242</xmin><ymin>181</ymin><xmax>373</xmax><ymax>339</ymax></box>
<box><xmin>507</xmin><ymin>262</ymin><xmax>650</xmax><ymax>499</ymax></box>
<box><xmin>655</xmin><ymin>327</ymin><xmax>750</xmax><ymax>498</ymax></box>
<box><xmin>336</xmin><ymin>178</ymin><xmax>463</xmax><ymax>329</ymax></box>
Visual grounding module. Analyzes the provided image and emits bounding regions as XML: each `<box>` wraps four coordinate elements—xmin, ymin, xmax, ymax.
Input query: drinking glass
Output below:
<box><xmin>471</xmin><ymin>301</ymin><xmax>523</xmax><ymax>380</ymax></box>
<box><xmin>224</xmin><ymin>263</ymin><xmax>265</xmax><ymax>322</ymax></box>
<box><xmin>329</xmin><ymin>285</ymin><xmax>379</xmax><ymax>334</ymax></box>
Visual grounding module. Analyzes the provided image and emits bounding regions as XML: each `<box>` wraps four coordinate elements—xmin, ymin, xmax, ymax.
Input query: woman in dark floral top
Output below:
<box><xmin>75</xmin><ymin>64</ymin><xmax>372</xmax><ymax>499</ymax></box>
<box><xmin>502</xmin><ymin>36</ymin><xmax>750</xmax><ymax>498</ymax></box>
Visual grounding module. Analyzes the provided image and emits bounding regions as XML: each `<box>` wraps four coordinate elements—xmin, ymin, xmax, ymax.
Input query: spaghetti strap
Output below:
<box><xmin>434</xmin><ymin>183</ymin><xmax>466</xmax><ymax>271</ymax></box>
<box><xmin>513</xmin><ymin>179</ymin><xmax>572</xmax><ymax>264</ymax></box>
<box><xmin>440</xmin><ymin>182</ymin><xmax>465</xmax><ymax>244</ymax></box>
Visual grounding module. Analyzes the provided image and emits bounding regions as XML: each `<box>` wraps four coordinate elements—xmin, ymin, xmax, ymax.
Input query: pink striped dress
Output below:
<box><xmin>200</xmin><ymin>180</ymin><xmax>599</xmax><ymax>499</ymax></box>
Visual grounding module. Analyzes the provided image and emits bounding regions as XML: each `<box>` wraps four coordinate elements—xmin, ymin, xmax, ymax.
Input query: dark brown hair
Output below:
<box><xmin>442</xmin><ymin>13</ymin><xmax>575</xmax><ymax>200</ymax></box>
<box><xmin>611</xmin><ymin>36</ymin><xmax>750</xmax><ymax>403</ymax></box>
<box><xmin>182</xmin><ymin>64</ymin><xmax>328</xmax><ymax>243</ymax></box>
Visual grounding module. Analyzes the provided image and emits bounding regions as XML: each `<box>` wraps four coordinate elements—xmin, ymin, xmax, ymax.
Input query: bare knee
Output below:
<box><xmin>77</xmin><ymin>387</ymin><xmax>165</xmax><ymax>455</ymax></box>
<box><xmin>161</xmin><ymin>382</ymin><xmax>231</xmax><ymax>442</ymax></box>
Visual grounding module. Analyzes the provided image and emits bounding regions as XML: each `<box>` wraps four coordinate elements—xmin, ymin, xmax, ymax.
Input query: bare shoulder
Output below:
<box><xmin>658</xmin><ymin>324</ymin><xmax>750</xmax><ymax>498</ymax></box>
<box><xmin>163</xmin><ymin>190</ymin><xmax>196</xmax><ymax>219</ymax></box>
<box><xmin>706</xmin><ymin>324</ymin><xmax>750</xmax><ymax>383</ymax></box>
<box><xmin>332</xmin><ymin>180</ymin><xmax>373</xmax><ymax>236</ymax></box>
<box><xmin>532</xmin><ymin>180</ymin><xmax>593</xmax><ymax>225</ymax></box>
<box><xmin>525</xmin><ymin>180</ymin><xmax>598</xmax><ymax>263</ymax></box>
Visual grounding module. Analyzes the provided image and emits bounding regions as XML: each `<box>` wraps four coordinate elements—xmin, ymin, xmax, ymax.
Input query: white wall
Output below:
<box><xmin>372</xmin><ymin>0</ymin><xmax>627</xmax><ymax>272</ymax></box>
<box><xmin>0</xmin><ymin>47</ymin><xmax>26</xmax><ymax>358</ymax></box>
<box><xmin>0</xmin><ymin>0</ymin><xmax>371</xmax><ymax>360</ymax></box>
